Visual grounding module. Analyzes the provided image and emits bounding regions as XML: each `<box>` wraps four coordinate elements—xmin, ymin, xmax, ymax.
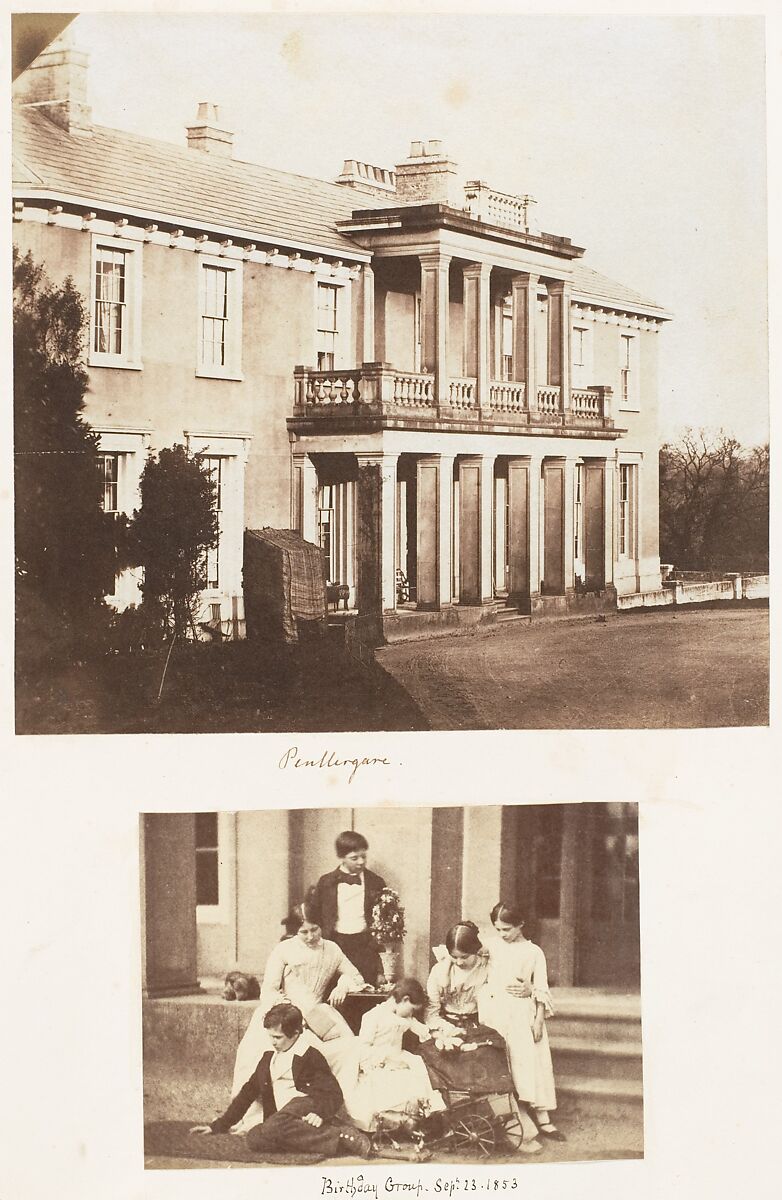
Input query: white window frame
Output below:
<box><xmin>618</xmin><ymin>331</ymin><xmax>640</xmax><ymax>411</ymax></box>
<box><xmin>89</xmin><ymin>236</ymin><xmax>143</xmax><ymax>370</ymax></box>
<box><xmin>196</xmin><ymin>811</ymin><xmax>236</xmax><ymax>927</ymax></box>
<box><xmin>314</xmin><ymin>278</ymin><xmax>350</xmax><ymax>370</ymax></box>
<box><xmin>196</xmin><ymin>255</ymin><xmax>243</xmax><ymax>381</ymax></box>
<box><xmin>199</xmin><ymin>455</ymin><xmax>223</xmax><ymax>591</ymax></box>
<box><xmin>618</xmin><ymin>462</ymin><xmax>638</xmax><ymax>559</ymax></box>
<box><xmin>501</xmin><ymin>296</ymin><xmax>513</xmax><ymax>381</ymax></box>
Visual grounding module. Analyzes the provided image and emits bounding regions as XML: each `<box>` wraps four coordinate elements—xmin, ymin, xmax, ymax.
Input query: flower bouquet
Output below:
<box><xmin>370</xmin><ymin>887</ymin><xmax>406</xmax><ymax>983</ymax></box>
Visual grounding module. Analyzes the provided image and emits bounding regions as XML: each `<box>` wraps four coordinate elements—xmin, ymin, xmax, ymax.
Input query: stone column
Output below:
<box><xmin>547</xmin><ymin>280</ymin><xmax>572</xmax><ymax>411</ymax></box>
<box><xmin>419</xmin><ymin>252</ymin><xmax>451</xmax><ymax>406</ymax></box>
<box><xmin>361</xmin><ymin>264</ymin><xmax>375</xmax><ymax>363</ymax></box>
<box><xmin>511</xmin><ymin>272</ymin><xmax>539</xmax><ymax>407</ymax></box>
<box><xmin>508</xmin><ymin>455</ymin><xmax>543</xmax><ymax>612</ymax></box>
<box><xmin>479</xmin><ymin>454</ymin><xmax>495</xmax><ymax>602</ymax></box>
<box><xmin>142</xmin><ymin>813</ymin><xmax>201</xmax><ymax>998</ymax></box>
<box><xmin>457</xmin><ymin>455</ymin><xmax>494</xmax><ymax>605</ymax></box>
<box><xmin>583</xmin><ymin>457</ymin><xmax>607</xmax><ymax>592</ymax></box>
<box><xmin>603</xmin><ymin>457</ymin><xmax>616</xmax><ymax>592</ymax></box>
<box><xmin>462</xmin><ymin>262</ymin><xmax>491</xmax><ymax>409</ymax></box>
<box><xmin>563</xmin><ymin>454</ymin><xmax>577</xmax><ymax>594</ymax></box>
<box><xmin>291</xmin><ymin>451</ymin><xmax>318</xmax><ymax>542</ymax></box>
<box><xmin>355</xmin><ymin>451</ymin><xmax>399</xmax><ymax>616</ymax></box>
<box><xmin>416</xmin><ymin>454</ymin><xmax>454</xmax><ymax>609</ymax></box>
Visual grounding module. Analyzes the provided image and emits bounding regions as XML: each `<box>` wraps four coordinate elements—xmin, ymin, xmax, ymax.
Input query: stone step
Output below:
<box><xmin>549</xmin><ymin>1013</ymin><xmax>641</xmax><ymax>1042</ymax></box>
<box><xmin>551</xmin><ymin>1036</ymin><xmax>643</xmax><ymax>1082</ymax></box>
<box><xmin>556</xmin><ymin>1073</ymin><xmax>644</xmax><ymax>1120</ymax></box>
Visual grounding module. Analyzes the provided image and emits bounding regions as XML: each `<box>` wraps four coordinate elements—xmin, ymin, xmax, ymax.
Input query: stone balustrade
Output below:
<box><xmin>537</xmin><ymin>385</ymin><xmax>562</xmax><ymax>414</ymax></box>
<box><xmin>448</xmin><ymin>377</ymin><xmax>477</xmax><ymax>409</ymax></box>
<box><xmin>463</xmin><ymin>180</ymin><xmax>537</xmax><ymax>233</ymax></box>
<box><xmin>488</xmin><ymin>381</ymin><xmax>526</xmax><ymax>412</ymax></box>
<box><xmin>293</xmin><ymin>366</ymin><xmax>613</xmax><ymax>429</ymax></box>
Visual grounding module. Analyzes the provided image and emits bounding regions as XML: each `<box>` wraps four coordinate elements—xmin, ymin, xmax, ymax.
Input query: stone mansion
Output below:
<box><xmin>13</xmin><ymin>35</ymin><xmax>670</xmax><ymax>643</ymax></box>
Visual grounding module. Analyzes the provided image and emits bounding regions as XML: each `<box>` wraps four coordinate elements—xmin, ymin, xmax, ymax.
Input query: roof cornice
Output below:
<box><xmin>12</xmin><ymin>186</ymin><xmax>372</xmax><ymax>264</ymax></box>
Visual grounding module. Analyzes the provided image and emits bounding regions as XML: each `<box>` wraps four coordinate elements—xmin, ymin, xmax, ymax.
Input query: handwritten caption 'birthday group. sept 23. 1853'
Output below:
<box><xmin>320</xmin><ymin>1176</ymin><xmax>521</xmax><ymax>1198</ymax></box>
<box><xmin>278</xmin><ymin>746</ymin><xmax>392</xmax><ymax>785</ymax></box>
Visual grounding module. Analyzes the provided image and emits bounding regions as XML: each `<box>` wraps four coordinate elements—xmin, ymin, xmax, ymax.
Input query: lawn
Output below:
<box><xmin>15</xmin><ymin>634</ymin><xmax>429</xmax><ymax>735</ymax></box>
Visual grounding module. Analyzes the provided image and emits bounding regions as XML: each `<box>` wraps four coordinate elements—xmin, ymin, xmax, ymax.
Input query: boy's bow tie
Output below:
<box><xmin>338</xmin><ymin>873</ymin><xmax>363</xmax><ymax>886</ymax></box>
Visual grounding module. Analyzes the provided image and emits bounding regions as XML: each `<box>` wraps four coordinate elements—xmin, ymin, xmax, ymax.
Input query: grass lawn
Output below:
<box><xmin>15</xmin><ymin>634</ymin><xmax>429</xmax><ymax>735</ymax></box>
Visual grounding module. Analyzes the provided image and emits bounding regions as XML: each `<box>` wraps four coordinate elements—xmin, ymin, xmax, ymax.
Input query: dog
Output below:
<box><xmin>222</xmin><ymin>971</ymin><xmax>261</xmax><ymax>1001</ymax></box>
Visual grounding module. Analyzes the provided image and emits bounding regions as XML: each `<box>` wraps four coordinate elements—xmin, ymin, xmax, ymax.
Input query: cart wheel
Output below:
<box><xmin>498</xmin><ymin>1095</ymin><xmax>524</xmax><ymax>1149</ymax></box>
<box><xmin>451</xmin><ymin>1114</ymin><xmax>497</xmax><ymax>1158</ymax></box>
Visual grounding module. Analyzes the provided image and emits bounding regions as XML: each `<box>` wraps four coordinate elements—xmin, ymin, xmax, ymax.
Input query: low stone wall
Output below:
<box><xmin>617</xmin><ymin>573</ymin><xmax>769</xmax><ymax>611</ymax></box>
<box><xmin>617</xmin><ymin>588</ymin><xmax>674</xmax><ymax>610</ymax></box>
<box><xmin>743</xmin><ymin>574</ymin><xmax>770</xmax><ymax>599</ymax></box>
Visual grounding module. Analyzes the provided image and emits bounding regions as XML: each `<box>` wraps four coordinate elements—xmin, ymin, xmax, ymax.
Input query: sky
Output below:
<box><xmin>54</xmin><ymin>11</ymin><xmax>771</xmax><ymax>444</ymax></box>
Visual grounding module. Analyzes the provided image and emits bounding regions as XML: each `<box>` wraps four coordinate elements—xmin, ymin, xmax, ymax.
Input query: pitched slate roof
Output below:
<box><xmin>569</xmin><ymin>262</ymin><xmax>668</xmax><ymax>316</ymax></box>
<box><xmin>12</xmin><ymin>106</ymin><xmax>369</xmax><ymax>258</ymax></box>
<box><xmin>13</xmin><ymin>106</ymin><xmax>668</xmax><ymax>316</ymax></box>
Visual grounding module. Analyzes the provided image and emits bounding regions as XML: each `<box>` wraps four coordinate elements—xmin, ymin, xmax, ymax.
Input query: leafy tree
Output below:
<box><xmin>130</xmin><ymin>444</ymin><xmax>219</xmax><ymax>639</ymax></box>
<box><xmin>659</xmin><ymin>428</ymin><xmax>769</xmax><ymax>572</ymax></box>
<box><xmin>13</xmin><ymin>247</ymin><xmax>118</xmax><ymax>655</ymax></box>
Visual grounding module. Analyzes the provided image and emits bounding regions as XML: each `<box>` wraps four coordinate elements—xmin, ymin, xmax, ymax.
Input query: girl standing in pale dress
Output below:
<box><xmin>345</xmin><ymin>978</ymin><xmax>446</xmax><ymax>1131</ymax></box>
<box><xmin>230</xmin><ymin>900</ymin><xmax>365</xmax><ymax>1130</ymax></box>
<box><xmin>479</xmin><ymin>901</ymin><xmax>565</xmax><ymax>1144</ymax></box>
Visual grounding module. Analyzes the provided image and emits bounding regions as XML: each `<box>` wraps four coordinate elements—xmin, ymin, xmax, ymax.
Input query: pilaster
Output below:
<box><xmin>547</xmin><ymin>279</ymin><xmax>572</xmax><ymax>410</ymax></box>
<box><xmin>511</xmin><ymin>272</ymin><xmax>539</xmax><ymax>404</ymax></box>
<box><xmin>419</xmin><ymin>252</ymin><xmax>451</xmax><ymax>407</ymax></box>
<box><xmin>462</xmin><ymin>262</ymin><xmax>492</xmax><ymax>410</ymax></box>
<box><xmin>361</xmin><ymin>264</ymin><xmax>375</xmax><ymax>363</ymax></box>
<box><xmin>291</xmin><ymin>451</ymin><xmax>318</xmax><ymax>543</ymax></box>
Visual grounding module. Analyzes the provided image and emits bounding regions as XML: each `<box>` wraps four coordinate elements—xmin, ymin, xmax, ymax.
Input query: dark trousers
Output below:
<box><xmin>331</xmin><ymin>930</ymin><xmax>383</xmax><ymax>986</ymax></box>
<box><xmin>245</xmin><ymin>1097</ymin><xmax>341</xmax><ymax>1157</ymax></box>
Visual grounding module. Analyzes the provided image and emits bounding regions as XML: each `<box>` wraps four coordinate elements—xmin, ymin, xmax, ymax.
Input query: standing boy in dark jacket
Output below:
<box><xmin>190</xmin><ymin>1004</ymin><xmax>370</xmax><ymax>1159</ymax></box>
<box><xmin>310</xmin><ymin>830</ymin><xmax>386</xmax><ymax>985</ymax></box>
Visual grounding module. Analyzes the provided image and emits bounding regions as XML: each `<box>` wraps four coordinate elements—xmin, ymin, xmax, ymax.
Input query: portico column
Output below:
<box><xmin>419</xmin><ymin>252</ymin><xmax>451</xmax><ymax>407</ymax></box>
<box><xmin>416</xmin><ymin>455</ymin><xmax>453</xmax><ymax>609</ymax></box>
<box><xmin>563</xmin><ymin>454</ymin><xmax>577</xmax><ymax>593</ymax></box>
<box><xmin>603</xmin><ymin>457</ymin><xmax>615</xmax><ymax>592</ymax></box>
<box><xmin>291</xmin><ymin>450</ymin><xmax>318</xmax><ymax>542</ymax></box>
<box><xmin>355</xmin><ymin>451</ymin><xmax>398</xmax><ymax>614</ymax></box>
<box><xmin>142</xmin><ymin>814</ymin><xmax>201</xmax><ymax>998</ymax></box>
<box><xmin>507</xmin><ymin>455</ymin><xmax>542</xmax><ymax>611</ymax></box>
<box><xmin>512</xmin><ymin>272</ymin><xmax>539</xmax><ymax>407</ymax></box>
<box><xmin>457</xmin><ymin>454</ymin><xmax>494</xmax><ymax>605</ymax></box>
<box><xmin>547</xmin><ymin>279</ymin><xmax>572</xmax><ymax>411</ymax></box>
<box><xmin>361</xmin><ymin>263</ymin><xmax>375</xmax><ymax>363</ymax></box>
<box><xmin>583</xmin><ymin>457</ymin><xmax>609</xmax><ymax>592</ymax></box>
<box><xmin>462</xmin><ymin>262</ymin><xmax>491</xmax><ymax>409</ymax></box>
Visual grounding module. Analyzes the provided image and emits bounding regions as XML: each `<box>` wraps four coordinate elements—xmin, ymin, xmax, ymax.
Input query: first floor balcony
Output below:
<box><xmin>292</xmin><ymin>363</ymin><xmax>616</xmax><ymax>437</ymax></box>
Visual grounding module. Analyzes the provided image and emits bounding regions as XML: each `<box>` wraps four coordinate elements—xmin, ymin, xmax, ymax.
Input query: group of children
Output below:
<box><xmin>191</xmin><ymin>830</ymin><xmax>564</xmax><ymax>1160</ymax></box>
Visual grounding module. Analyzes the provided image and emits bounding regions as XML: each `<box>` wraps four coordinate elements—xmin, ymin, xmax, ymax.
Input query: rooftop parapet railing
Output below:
<box><xmin>463</xmin><ymin>180</ymin><xmax>539</xmax><ymax>234</ymax></box>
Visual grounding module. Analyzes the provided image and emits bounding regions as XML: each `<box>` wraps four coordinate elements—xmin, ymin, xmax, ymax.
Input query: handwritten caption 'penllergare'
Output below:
<box><xmin>278</xmin><ymin>746</ymin><xmax>392</xmax><ymax>785</ymax></box>
<box><xmin>320</xmin><ymin>1177</ymin><xmax>521</xmax><ymax>1198</ymax></box>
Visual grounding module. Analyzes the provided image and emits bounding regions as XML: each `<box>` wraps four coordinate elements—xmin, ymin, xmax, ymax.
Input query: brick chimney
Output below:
<box><xmin>394</xmin><ymin>139</ymin><xmax>460</xmax><ymax>206</ymax></box>
<box><xmin>13</xmin><ymin>30</ymin><xmax>92</xmax><ymax>135</ymax></box>
<box><xmin>186</xmin><ymin>103</ymin><xmax>234</xmax><ymax>157</ymax></box>
<box><xmin>335</xmin><ymin>158</ymin><xmax>397</xmax><ymax>199</ymax></box>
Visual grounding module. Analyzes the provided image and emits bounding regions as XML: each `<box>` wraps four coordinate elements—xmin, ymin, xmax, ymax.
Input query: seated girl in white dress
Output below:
<box><xmin>230</xmin><ymin>900</ymin><xmax>365</xmax><ymax>1131</ymax></box>
<box><xmin>478</xmin><ymin>901</ymin><xmax>565</xmax><ymax>1145</ymax></box>
<box><xmin>345</xmin><ymin>978</ymin><xmax>446</xmax><ymax>1132</ymax></box>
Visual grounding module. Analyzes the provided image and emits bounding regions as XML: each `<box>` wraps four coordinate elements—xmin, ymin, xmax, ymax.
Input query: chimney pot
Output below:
<box><xmin>186</xmin><ymin>102</ymin><xmax>234</xmax><ymax>157</ymax></box>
